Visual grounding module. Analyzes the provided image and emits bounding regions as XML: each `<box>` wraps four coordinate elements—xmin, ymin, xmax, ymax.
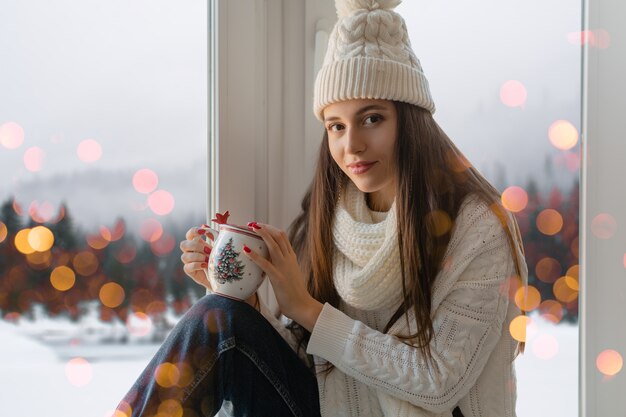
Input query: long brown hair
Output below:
<box><xmin>288</xmin><ymin>101</ymin><xmax>525</xmax><ymax>363</ymax></box>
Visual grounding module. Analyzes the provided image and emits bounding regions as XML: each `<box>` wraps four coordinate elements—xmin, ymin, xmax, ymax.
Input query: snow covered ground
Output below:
<box><xmin>0</xmin><ymin>314</ymin><xmax>578</xmax><ymax>417</ymax></box>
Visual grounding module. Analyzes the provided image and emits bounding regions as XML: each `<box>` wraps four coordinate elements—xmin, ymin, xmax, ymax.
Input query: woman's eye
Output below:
<box><xmin>327</xmin><ymin>124</ymin><xmax>343</xmax><ymax>132</ymax></box>
<box><xmin>364</xmin><ymin>115</ymin><xmax>382</xmax><ymax>125</ymax></box>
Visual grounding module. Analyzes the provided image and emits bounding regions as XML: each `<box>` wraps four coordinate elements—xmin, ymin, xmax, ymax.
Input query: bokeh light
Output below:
<box><xmin>126</xmin><ymin>312</ymin><xmax>153</xmax><ymax>337</ymax></box>
<box><xmin>99</xmin><ymin>282</ymin><xmax>125</xmax><ymax>308</ymax></box>
<box><xmin>112</xmin><ymin>401</ymin><xmax>133</xmax><ymax>417</ymax></box>
<box><xmin>509</xmin><ymin>315</ymin><xmax>530</xmax><ymax>342</ymax></box>
<box><xmin>514</xmin><ymin>285</ymin><xmax>541</xmax><ymax>312</ymax></box>
<box><xmin>500</xmin><ymin>80</ymin><xmax>527</xmax><ymax>108</ymax></box>
<box><xmin>536</xmin><ymin>209</ymin><xmax>563</xmax><ymax>236</ymax></box>
<box><xmin>28</xmin><ymin>225</ymin><xmax>54</xmax><ymax>252</ymax></box>
<box><xmin>538</xmin><ymin>300</ymin><xmax>564</xmax><ymax>324</ymax></box>
<box><xmin>115</xmin><ymin>244</ymin><xmax>137</xmax><ymax>264</ymax></box>
<box><xmin>77</xmin><ymin>139</ymin><xmax>103</xmax><ymax>163</ymax></box>
<box><xmin>14</xmin><ymin>228</ymin><xmax>35</xmax><ymax>254</ymax></box>
<box><xmin>596</xmin><ymin>349</ymin><xmax>623</xmax><ymax>376</ymax></box>
<box><xmin>548</xmin><ymin>120</ymin><xmax>578</xmax><ymax>150</ymax></box>
<box><xmin>151</xmin><ymin>233</ymin><xmax>176</xmax><ymax>257</ymax></box>
<box><xmin>27</xmin><ymin>250</ymin><xmax>53</xmax><ymax>270</ymax></box>
<box><xmin>158</xmin><ymin>399</ymin><xmax>183</xmax><ymax>417</ymax></box>
<box><xmin>535</xmin><ymin>257</ymin><xmax>562</xmax><ymax>283</ymax></box>
<box><xmin>426</xmin><ymin>210</ymin><xmax>452</xmax><ymax>237</ymax></box>
<box><xmin>133</xmin><ymin>169</ymin><xmax>159</xmax><ymax>194</ymax></box>
<box><xmin>592</xmin><ymin>29</ymin><xmax>611</xmax><ymax>49</ymax></box>
<box><xmin>28</xmin><ymin>200</ymin><xmax>55</xmax><ymax>223</ymax></box>
<box><xmin>87</xmin><ymin>232</ymin><xmax>110</xmax><ymax>250</ymax></box>
<box><xmin>501</xmin><ymin>186</ymin><xmax>528</xmax><ymax>213</ymax></box>
<box><xmin>532</xmin><ymin>333</ymin><xmax>559</xmax><ymax>359</ymax></box>
<box><xmin>73</xmin><ymin>251</ymin><xmax>99</xmax><ymax>276</ymax></box>
<box><xmin>148</xmin><ymin>190</ymin><xmax>175</xmax><ymax>216</ymax></box>
<box><xmin>566</xmin><ymin>264</ymin><xmax>579</xmax><ymax>281</ymax></box>
<box><xmin>0</xmin><ymin>221</ymin><xmax>7</xmax><ymax>243</ymax></box>
<box><xmin>591</xmin><ymin>213</ymin><xmax>617</xmax><ymax>239</ymax></box>
<box><xmin>23</xmin><ymin>146</ymin><xmax>44</xmax><ymax>172</ymax></box>
<box><xmin>553</xmin><ymin>276</ymin><xmax>579</xmax><ymax>303</ymax></box>
<box><xmin>155</xmin><ymin>362</ymin><xmax>180</xmax><ymax>388</ymax></box>
<box><xmin>65</xmin><ymin>357</ymin><xmax>93</xmax><ymax>387</ymax></box>
<box><xmin>0</xmin><ymin>121</ymin><xmax>25</xmax><ymax>149</ymax></box>
<box><xmin>139</xmin><ymin>219</ymin><xmax>163</xmax><ymax>242</ymax></box>
<box><xmin>50</xmin><ymin>266</ymin><xmax>76</xmax><ymax>291</ymax></box>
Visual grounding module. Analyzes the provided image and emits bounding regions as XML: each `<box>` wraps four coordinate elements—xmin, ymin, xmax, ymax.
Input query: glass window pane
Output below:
<box><xmin>0</xmin><ymin>1</ymin><xmax>208</xmax><ymax>415</ymax></box>
<box><xmin>397</xmin><ymin>2</ymin><xmax>581</xmax><ymax>416</ymax></box>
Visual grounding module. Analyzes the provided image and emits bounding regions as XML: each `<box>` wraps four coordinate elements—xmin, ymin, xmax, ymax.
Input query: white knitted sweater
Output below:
<box><xmin>260</xmin><ymin>187</ymin><xmax>527</xmax><ymax>417</ymax></box>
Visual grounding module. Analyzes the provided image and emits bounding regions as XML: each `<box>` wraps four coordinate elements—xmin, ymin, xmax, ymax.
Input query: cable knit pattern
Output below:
<box><xmin>332</xmin><ymin>181</ymin><xmax>403</xmax><ymax>311</ymax></box>
<box><xmin>260</xmin><ymin>191</ymin><xmax>527</xmax><ymax>417</ymax></box>
<box><xmin>313</xmin><ymin>0</ymin><xmax>435</xmax><ymax>120</ymax></box>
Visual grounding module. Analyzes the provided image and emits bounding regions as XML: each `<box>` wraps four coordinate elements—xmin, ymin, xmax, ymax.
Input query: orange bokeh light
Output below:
<box><xmin>28</xmin><ymin>225</ymin><xmax>55</xmax><ymax>252</ymax></box>
<box><xmin>24</xmin><ymin>146</ymin><xmax>44</xmax><ymax>172</ymax></box>
<box><xmin>158</xmin><ymin>399</ymin><xmax>183</xmax><ymax>417</ymax></box>
<box><xmin>538</xmin><ymin>300</ymin><xmax>564</xmax><ymax>324</ymax></box>
<box><xmin>501</xmin><ymin>186</ymin><xmax>528</xmax><ymax>213</ymax></box>
<box><xmin>50</xmin><ymin>266</ymin><xmax>76</xmax><ymax>291</ymax></box>
<box><xmin>0</xmin><ymin>121</ymin><xmax>25</xmax><ymax>149</ymax></box>
<box><xmin>73</xmin><ymin>251</ymin><xmax>99</xmax><ymax>276</ymax></box>
<box><xmin>553</xmin><ymin>276</ymin><xmax>579</xmax><ymax>303</ymax></box>
<box><xmin>0</xmin><ymin>221</ymin><xmax>7</xmax><ymax>243</ymax></box>
<box><xmin>154</xmin><ymin>362</ymin><xmax>180</xmax><ymax>388</ymax></box>
<box><xmin>133</xmin><ymin>169</ymin><xmax>159</xmax><ymax>194</ymax></box>
<box><xmin>77</xmin><ymin>139</ymin><xmax>102</xmax><ymax>163</ymax></box>
<box><xmin>426</xmin><ymin>210</ymin><xmax>452</xmax><ymax>237</ymax></box>
<box><xmin>596</xmin><ymin>349</ymin><xmax>623</xmax><ymax>376</ymax></box>
<box><xmin>99</xmin><ymin>282</ymin><xmax>125</xmax><ymax>308</ymax></box>
<box><xmin>509</xmin><ymin>315</ymin><xmax>530</xmax><ymax>342</ymax></box>
<box><xmin>500</xmin><ymin>80</ymin><xmax>527</xmax><ymax>108</ymax></box>
<box><xmin>591</xmin><ymin>213</ymin><xmax>617</xmax><ymax>239</ymax></box>
<box><xmin>514</xmin><ymin>285</ymin><xmax>541</xmax><ymax>312</ymax></box>
<box><xmin>14</xmin><ymin>229</ymin><xmax>35</xmax><ymax>254</ymax></box>
<box><xmin>535</xmin><ymin>257</ymin><xmax>561</xmax><ymax>283</ymax></box>
<box><xmin>548</xmin><ymin>120</ymin><xmax>578</xmax><ymax>150</ymax></box>
<box><xmin>536</xmin><ymin>209</ymin><xmax>563</xmax><ymax>236</ymax></box>
<box><xmin>65</xmin><ymin>357</ymin><xmax>93</xmax><ymax>387</ymax></box>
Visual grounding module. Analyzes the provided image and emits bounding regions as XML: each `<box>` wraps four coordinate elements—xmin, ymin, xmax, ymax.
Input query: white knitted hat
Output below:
<box><xmin>313</xmin><ymin>0</ymin><xmax>435</xmax><ymax>121</ymax></box>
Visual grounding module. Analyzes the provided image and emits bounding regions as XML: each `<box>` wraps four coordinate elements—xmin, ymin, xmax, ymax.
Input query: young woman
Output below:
<box><xmin>117</xmin><ymin>1</ymin><xmax>528</xmax><ymax>416</ymax></box>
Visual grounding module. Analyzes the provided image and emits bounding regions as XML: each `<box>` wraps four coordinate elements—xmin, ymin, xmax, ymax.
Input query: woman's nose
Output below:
<box><xmin>345</xmin><ymin>127</ymin><xmax>365</xmax><ymax>154</ymax></box>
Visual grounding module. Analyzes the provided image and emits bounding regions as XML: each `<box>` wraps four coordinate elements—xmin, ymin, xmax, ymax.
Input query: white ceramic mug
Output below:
<box><xmin>201</xmin><ymin>223</ymin><xmax>268</xmax><ymax>301</ymax></box>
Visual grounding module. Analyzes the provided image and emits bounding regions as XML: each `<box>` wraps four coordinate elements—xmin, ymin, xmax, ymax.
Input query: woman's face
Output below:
<box><xmin>323</xmin><ymin>99</ymin><xmax>398</xmax><ymax>211</ymax></box>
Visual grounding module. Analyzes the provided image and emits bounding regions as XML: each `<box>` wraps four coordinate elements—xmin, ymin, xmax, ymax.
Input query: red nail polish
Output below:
<box><xmin>204</xmin><ymin>256</ymin><xmax>209</xmax><ymax>262</ymax></box>
<box><xmin>203</xmin><ymin>246</ymin><xmax>211</xmax><ymax>254</ymax></box>
<box><xmin>247</xmin><ymin>221</ymin><xmax>257</xmax><ymax>228</ymax></box>
<box><xmin>201</xmin><ymin>262</ymin><xmax>208</xmax><ymax>268</ymax></box>
<box><xmin>243</xmin><ymin>244</ymin><xmax>251</xmax><ymax>253</ymax></box>
<box><xmin>198</xmin><ymin>229</ymin><xmax>206</xmax><ymax>235</ymax></box>
<box><xmin>252</xmin><ymin>224</ymin><xmax>261</xmax><ymax>230</ymax></box>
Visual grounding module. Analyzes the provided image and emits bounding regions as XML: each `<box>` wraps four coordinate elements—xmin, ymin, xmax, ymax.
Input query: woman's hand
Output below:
<box><xmin>243</xmin><ymin>222</ymin><xmax>323</xmax><ymax>331</ymax></box>
<box><xmin>180</xmin><ymin>226</ymin><xmax>214</xmax><ymax>290</ymax></box>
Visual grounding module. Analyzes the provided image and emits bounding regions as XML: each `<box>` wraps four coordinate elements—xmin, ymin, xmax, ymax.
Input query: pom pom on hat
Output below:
<box><xmin>314</xmin><ymin>0</ymin><xmax>435</xmax><ymax>120</ymax></box>
<box><xmin>335</xmin><ymin>0</ymin><xmax>402</xmax><ymax>17</ymax></box>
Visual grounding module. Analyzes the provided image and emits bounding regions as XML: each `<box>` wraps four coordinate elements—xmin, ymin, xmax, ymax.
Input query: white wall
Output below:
<box><xmin>580</xmin><ymin>0</ymin><xmax>626</xmax><ymax>414</ymax></box>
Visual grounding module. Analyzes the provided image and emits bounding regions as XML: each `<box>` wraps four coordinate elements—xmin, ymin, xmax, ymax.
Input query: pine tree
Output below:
<box><xmin>215</xmin><ymin>237</ymin><xmax>245</xmax><ymax>284</ymax></box>
<box><xmin>50</xmin><ymin>202</ymin><xmax>78</xmax><ymax>251</ymax></box>
<box><xmin>0</xmin><ymin>197</ymin><xmax>23</xmax><ymax>234</ymax></box>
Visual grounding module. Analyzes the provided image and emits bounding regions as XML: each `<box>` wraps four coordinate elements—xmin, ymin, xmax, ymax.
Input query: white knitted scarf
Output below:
<box><xmin>332</xmin><ymin>181</ymin><xmax>403</xmax><ymax>311</ymax></box>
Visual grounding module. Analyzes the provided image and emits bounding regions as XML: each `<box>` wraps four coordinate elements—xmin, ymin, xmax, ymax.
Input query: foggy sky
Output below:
<box><xmin>0</xmin><ymin>0</ymin><xmax>581</xmax><ymax>230</ymax></box>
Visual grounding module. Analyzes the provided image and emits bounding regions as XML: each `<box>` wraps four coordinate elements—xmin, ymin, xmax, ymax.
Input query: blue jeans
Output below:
<box><xmin>118</xmin><ymin>294</ymin><xmax>321</xmax><ymax>417</ymax></box>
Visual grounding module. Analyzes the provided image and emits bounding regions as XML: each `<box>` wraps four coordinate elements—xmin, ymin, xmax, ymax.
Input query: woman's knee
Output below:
<box><xmin>186</xmin><ymin>294</ymin><xmax>266</xmax><ymax>336</ymax></box>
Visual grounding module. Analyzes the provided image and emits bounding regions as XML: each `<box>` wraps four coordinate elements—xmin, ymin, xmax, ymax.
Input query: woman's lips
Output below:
<box><xmin>348</xmin><ymin>162</ymin><xmax>376</xmax><ymax>174</ymax></box>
